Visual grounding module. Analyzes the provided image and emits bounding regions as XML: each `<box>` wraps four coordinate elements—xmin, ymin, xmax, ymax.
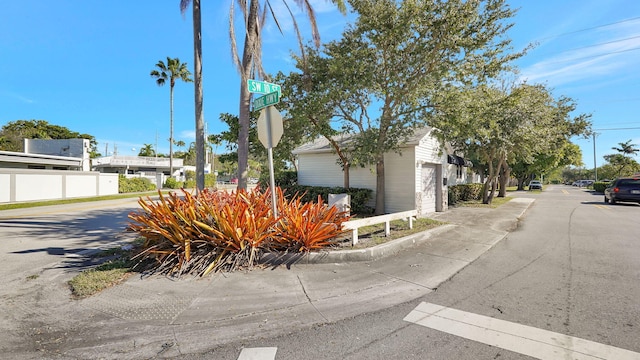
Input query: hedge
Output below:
<box><xmin>448</xmin><ymin>183</ymin><xmax>484</xmax><ymax>206</ymax></box>
<box><xmin>119</xmin><ymin>175</ymin><xmax>157</xmax><ymax>193</ymax></box>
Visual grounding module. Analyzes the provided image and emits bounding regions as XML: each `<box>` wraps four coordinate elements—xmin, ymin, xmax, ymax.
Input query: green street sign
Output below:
<box><xmin>247</xmin><ymin>79</ymin><xmax>281</xmax><ymax>96</ymax></box>
<box><xmin>253</xmin><ymin>91</ymin><xmax>280</xmax><ymax>111</ymax></box>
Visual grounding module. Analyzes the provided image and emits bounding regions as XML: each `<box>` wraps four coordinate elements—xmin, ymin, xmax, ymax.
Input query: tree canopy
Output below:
<box><xmin>0</xmin><ymin>119</ymin><xmax>100</xmax><ymax>157</ymax></box>
<box><xmin>283</xmin><ymin>0</ymin><xmax>523</xmax><ymax>213</ymax></box>
<box><xmin>429</xmin><ymin>82</ymin><xmax>591</xmax><ymax>202</ymax></box>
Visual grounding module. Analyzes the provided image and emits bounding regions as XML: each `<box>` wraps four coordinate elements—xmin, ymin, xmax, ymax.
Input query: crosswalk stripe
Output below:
<box><xmin>404</xmin><ymin>302</ymin><xmax>640</xmax><ymax>360</ymax></box>
<box><xmin>237</xmin><ymin>347</ymin><xmax>278</xmax><ymax>360</ymax></box>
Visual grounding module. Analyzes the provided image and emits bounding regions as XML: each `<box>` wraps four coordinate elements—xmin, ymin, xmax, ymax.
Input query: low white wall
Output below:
<box><xmin>0</xmin><ymin>169</ymin><xmax>119</xmax><ymax>203</ymax></box>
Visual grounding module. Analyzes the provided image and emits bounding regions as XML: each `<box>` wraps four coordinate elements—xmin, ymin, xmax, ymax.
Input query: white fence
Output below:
<box><xmin>0</xmin><ymin>168</ymin><xmax>119</xmax><ymax>203</ymax></box>
<box><xmin>342</xmin><ymin>210</ymin><xmax>417</xmax><ymax>245</ymax></box>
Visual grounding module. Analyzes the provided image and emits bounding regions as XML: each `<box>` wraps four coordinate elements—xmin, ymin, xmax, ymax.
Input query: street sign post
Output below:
<box><xmin>256</xmin><ymin>106</ymin><xmax>284</xmax><ymax>217</ymax></box>
<box><xmin>247</xmin><ymin>80</ymin><xmax>281</xmax><ymax>96</ymax></box>
<box><xmin>253</xmin><ymin>91</ymin><xmax>280</xmax><ymax>111</ymax></box>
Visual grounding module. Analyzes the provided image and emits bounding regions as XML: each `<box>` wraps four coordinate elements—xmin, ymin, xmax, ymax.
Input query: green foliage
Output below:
<box><xmin>259</xmin><ymin>170</ymin><xmax>298</xmax><ymax>188</ymax></box>
<box><xmin>593</xmin><ymin>182</ymin><xmax>608</xmax><ymax>193</ymax></box>
<box><xmin>0</xmin><ymin>119</ymin><xmax>100</xmax><ymax>157</ymax></box>
<box><xmin>448</xmin><ymin>184</ymin><xmax>485</xmax><ymax>206</ymax></box>
<box><xmin>285</xmin><ymin>0</ymin><xmax>522</xmax><ymax>212</ymax></box>
<box><xmin>278</xmin><ymin>185</ymin><xmax>373</xmax><ymax>215</ymax></box>
<box><xmin>163</xmin><ymin>177</ymin><xmax>183</xmax><ymax>189</ymax></box>
<box><xmin>118</xmin><ymin>175</ymin><xmax>157</xmax><ymax>193</ymax></box>
<box><xmin>138</xmin><ymin>144</ymin><xmax>156</xmax><ymax>157</ymax></box>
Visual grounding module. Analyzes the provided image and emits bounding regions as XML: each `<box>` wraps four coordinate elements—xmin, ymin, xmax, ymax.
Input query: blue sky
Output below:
<box><xmin>1</xmin><ymin>0</ymin><xmax>639</xmax><ymax>169</ymax></box>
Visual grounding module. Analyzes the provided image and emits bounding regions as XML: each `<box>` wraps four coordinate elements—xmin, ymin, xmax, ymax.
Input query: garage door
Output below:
<box><xmin>421</xmin><ymin>164</ymin><xmax>436</xmax><ymax>214</ymax></box>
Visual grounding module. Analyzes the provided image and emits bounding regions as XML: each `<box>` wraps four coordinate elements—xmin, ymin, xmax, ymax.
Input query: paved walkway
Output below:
<box><xmin>1</xmin><ymin>198</ymin><xmax>534</xmax><ymax>359</ymax></box>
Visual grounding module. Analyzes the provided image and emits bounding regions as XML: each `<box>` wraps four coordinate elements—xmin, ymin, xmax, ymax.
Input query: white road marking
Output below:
<box><xmin>404</xmin><ymin>302</ymin><xmax>640</xmax><ymax>360</ymax></box>
<box><xmin>237</xmin><ymin>347</ymin><xmax>278</xmax><ymax>360</ymax></box>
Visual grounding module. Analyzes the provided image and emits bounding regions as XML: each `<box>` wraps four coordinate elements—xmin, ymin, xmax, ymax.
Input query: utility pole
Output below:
<box><xmin>593</xmin><ymin>132</ymin><xmax>598</xmax><ymax>182</ymax></box>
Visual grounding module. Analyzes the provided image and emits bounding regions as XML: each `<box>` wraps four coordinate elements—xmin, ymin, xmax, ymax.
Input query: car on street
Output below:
<box><xmin>529</xmin><ymin>180</ymin><xmax>542</xmax><ymax>190</ymax></box>
<box><xmin>572</xmin><ymin>179</ymin><xmax>594</xmax><ymax>187</ymax></box>
<box><xmin>604</xmin><ymin>176</ymin><xmax>640</xmax><ymax>204</ymax></box>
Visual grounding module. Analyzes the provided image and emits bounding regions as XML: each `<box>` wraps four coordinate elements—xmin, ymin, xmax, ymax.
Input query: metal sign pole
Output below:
<box><xmin>266</xmin><ymin>107</ymin><xmax>278</xmax><ymax>218</ymax></box>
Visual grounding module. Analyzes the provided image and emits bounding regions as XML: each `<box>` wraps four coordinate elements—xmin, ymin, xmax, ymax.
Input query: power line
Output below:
<box><xmin>538</xmin><ymin>16</ymin><xmax>640</xmax><ymax>41</ymax></box>
<box><xmin>594</xmin><ymin>127</ymin><xmax>640</xmax><ymax>131</ymax></box>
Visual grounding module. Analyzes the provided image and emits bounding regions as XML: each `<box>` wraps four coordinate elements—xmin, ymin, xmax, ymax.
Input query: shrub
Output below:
<box><xmin>127</xmin><ymin>187</ymin><xmax>350</xmax><ymax>276</ymax></box>
<box><xmin>164</xmin><ymin>177</ymin><xmax>183</xmax><ymax>189</ymax></box>
<box><xmin>448</xmin><ymin>183</ymin><xmax>484</xmax><ymax>206</ymax></box>
<box><xmin>259</xmin><ymin>170</ymin><xmax>297</xmax><ymax>188</ymax></box>
<box><xmin>278</xmin><ymin>185</ymin><xmax>373</xmax><ymax>215</ymax></box>
<box><xmin>593</xmin><ymin>182</ymin><xmax>607</xmax><ymax>193</ymax></box>
<box><xmin>185</xmin><ymin>170</ymin><xmax>196</xmax><ymax>181</ymax></box>
<box><xmin>118</xmin><ymin>175</ymin><xmax>157</xmax><ymax>193</ymax></box>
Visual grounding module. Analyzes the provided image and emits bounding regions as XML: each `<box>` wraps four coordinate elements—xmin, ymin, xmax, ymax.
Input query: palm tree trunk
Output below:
<box><xmin>169</xmin><ymin>85</ymin><xmax>174</xmax><ymax>178</ymax></box>
<box><xmin>237</xmin><ymin>0</ymin><xmax>259</xmax><ymax>191</ymax></box>
<box><xmin>192</xmin><ymin>0</ymin><xmax>205</xmax><ymax>191</ymax></box>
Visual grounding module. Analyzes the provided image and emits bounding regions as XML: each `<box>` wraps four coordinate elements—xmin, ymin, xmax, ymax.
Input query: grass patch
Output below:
<box><xmin>68</xmin><ymin>266</ymin><xmax>131</xmax><ymax>298</ymax></box>
<box><xmin>0</xmin><ymin>192</ymin><xmax>167</xmax><ymax>211</ymax></box>
<box><xmin>347</xmin><ymin>218</ymin><xmax>446</xmax><ymax>249</ymax></box>
<box><xmin>68</xmin><ymin>242</ymin><xmax>142</xmax><ymax>298</ymax></box>
<box><xmin>26</xmin><ymin>274</ymin><xmax>39</xmax><ymax>280</ymax></box>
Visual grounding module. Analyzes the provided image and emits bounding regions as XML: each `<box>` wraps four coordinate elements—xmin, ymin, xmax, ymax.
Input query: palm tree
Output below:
<box><xmin>150</xmin><ymin>57</ymin><xmax>193</xmax><ymax>178</ymax></box>
<box><xmin>180</xmin><ymin>0</ymin><xmax>346</xmax><ymax>190</ymax></box>
<box><xmin>180</xmin><ymin>0</ymin><xmax>205</xmax><ymax>190</ymax></box>
<box><xmin>138</xmin><ymin>143</ymin><xmax>155</xmax><ymax>157</ymax></box>
<box><xmin>612</xmin><ymin>140</ymin><xmax>639</xmax><ymax>158</ymax></box>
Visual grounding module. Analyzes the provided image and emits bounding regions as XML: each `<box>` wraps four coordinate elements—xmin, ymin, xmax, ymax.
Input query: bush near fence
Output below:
<box><xmin>119</xmin><ymin>175</ymin><xmax>156</xmax><ymax>193</ymax></box>
<box><xmin>448</xmin><ymin>183</ymin><xmax>484</xmax><ymax>206</ymax></box>
<box><xmin>258</xmin><ymin>171</ymin><xmax>374</xmax><ymax>215</ymax></box>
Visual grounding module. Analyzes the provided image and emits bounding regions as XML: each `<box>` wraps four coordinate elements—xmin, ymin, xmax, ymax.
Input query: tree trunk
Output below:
<box><xmin>237</xmin><ymin>0</ymin><xmax>259</xmax><ymax>191</ymax></box>
<box><xmin>169</xmin><ymin>85</ymin><xmax>174</xmax><ymax>178</ymax></box>
<box><xmin>343</xmin><ymin>162</ymin><xmax>350</xmax><ymax>189</ymax></box>
<box><xmin>192</xmin><ymin>0</ymin><xmax>205</xmax><ymax>191</ymax></box>
<box><xmin>498</xmin><ymin>158</ymin><xmax>510</xmax><ymax>197</ymax></box>
<box><xmin>375</xmin><ymin>155</ymin><xmax>385</xmax><ymax>215</ymax></box>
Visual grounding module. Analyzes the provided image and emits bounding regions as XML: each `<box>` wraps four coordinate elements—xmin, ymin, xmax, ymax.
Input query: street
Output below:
<box><xmin>185</xmin><ymin>186</ymin><xmax>640</xmax><ymax>359</ymax></box>
<box><xmin>1</xmin><ymin>187</ymin><xmax>638</xmax><ymax>359</ymax></box>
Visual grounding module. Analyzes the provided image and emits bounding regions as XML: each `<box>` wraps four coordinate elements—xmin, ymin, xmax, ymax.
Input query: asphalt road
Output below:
<box><xmin>184</xmin><ymin>186</ymin><xmax>640</xmax><ymax>360</ymax></box>
<box><xmin>0</xmin><ymin>198</ymin><xmax>141</xmax><ymax>288</ymax></box>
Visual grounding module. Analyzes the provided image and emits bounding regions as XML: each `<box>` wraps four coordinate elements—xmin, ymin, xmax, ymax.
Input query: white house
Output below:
<box><xmin>292</xmin><ymin>127</ymin><xmax>476</xmax><ymax>216</ymax></box>
<box><xmin>0</xmin><ymin>138</ymin><xmax>118</xmax><ymax>203</ymax></box>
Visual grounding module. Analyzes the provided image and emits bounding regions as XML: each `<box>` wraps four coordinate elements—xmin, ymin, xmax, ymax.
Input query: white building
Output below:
<box><xmin>293</xmin><ymin>127</ymin><xmax>477</xmax><ymax>216</ymax></box>
<box><xmin>0</xmin><ymin>138</ymin><xmax>118</xmax><ymax>203</ymax></box>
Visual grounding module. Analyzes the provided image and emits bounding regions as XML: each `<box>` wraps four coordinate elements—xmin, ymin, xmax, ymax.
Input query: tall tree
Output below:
<box><xmin>180</xmin><ymin>0</ymin><xmax>205</xmax><ymax>190</ymax></box>
<box><xmin>150</xmin><ymin>57</ymin><xmax>193</xmax><ymax>178</ymax></box>
<box><xmin>604</xmin><ymin>140</ymin><xmax>640</xmax><ymax>177</ymax></box>
<box><xmin>180</xmin><ymin>0</ymin><xmax>345</xmax><ymax>190</ymax></box>
<box><xmin>290</xmin><ymin>0</ymin><xmax>522</xmax><ymax>213</ymax></box>
<box><xmin>612</xmin><ymin>140</ymin><xmax>639</xmax><ymax>158</ymax></box>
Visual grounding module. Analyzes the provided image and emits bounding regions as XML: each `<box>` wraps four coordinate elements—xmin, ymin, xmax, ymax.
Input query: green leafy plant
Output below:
<box><xmin>119</xmin><ymin>174</ymin><xmax>157</xmax><ymax>193</ymax></box>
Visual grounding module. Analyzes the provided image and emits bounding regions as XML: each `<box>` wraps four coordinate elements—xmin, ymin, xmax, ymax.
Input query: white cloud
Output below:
<box><xmin>179</xmin><ymin>130</ymin><xmax>196</xmax><ymax>140</ymax></box>
<box><xmin>518</xmin><ymin>19</ymin><xmax>640</xmax><ymax>87</ymax></box>
<box><xmin>1</xmin><ymin>90</ymin><xmax>35</xmax><ymax>104</ymax></box>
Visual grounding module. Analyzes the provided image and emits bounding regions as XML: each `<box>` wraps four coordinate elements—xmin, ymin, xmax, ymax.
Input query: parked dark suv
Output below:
<box><xmin>604</xmin><ymin>176</ymin><xmax>640</xmax><ymax>204</ymax></box>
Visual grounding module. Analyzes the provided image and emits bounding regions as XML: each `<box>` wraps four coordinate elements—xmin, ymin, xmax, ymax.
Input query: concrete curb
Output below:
<box><xmin>260</xmin><ymin>224</ymin><xmax>457</xmax><ymax>265</ymax></box>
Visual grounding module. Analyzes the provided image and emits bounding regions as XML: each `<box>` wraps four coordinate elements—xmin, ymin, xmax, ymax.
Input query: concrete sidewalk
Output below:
<box><xmin>2</xmin><ymin>198</ymin><xmax>534</xmax><ymax>360</ymax></box>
